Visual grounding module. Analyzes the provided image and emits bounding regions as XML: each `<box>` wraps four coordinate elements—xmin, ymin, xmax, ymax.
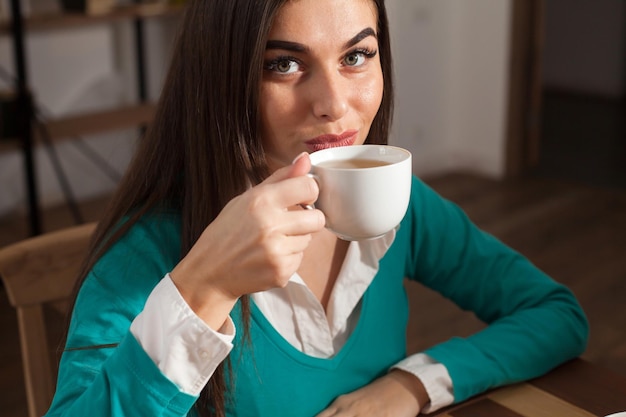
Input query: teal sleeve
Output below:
<box><xmin>404</xmin><ymin>177</ymin><xmax>589</xmax><ymax>403</ymax></box>
<box><xmin>44</xmin><ymin>213</ymin><xmax>198</xmax><ymax>416</ymax></box>
<box><xmin>45</xmin><ymin>334</ymin><xmax>197</xmax><ymax>417</ymax></box>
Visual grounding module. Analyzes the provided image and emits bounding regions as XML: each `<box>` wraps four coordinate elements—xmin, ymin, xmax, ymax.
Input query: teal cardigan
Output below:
<box><xmin>45</xmin><ymin>176</ymin><xmax>588</xmax><ymax>416</ymax></box>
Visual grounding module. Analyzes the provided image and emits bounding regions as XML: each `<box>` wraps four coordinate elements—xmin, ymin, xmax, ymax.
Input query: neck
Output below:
<box><xmin>298</xmin><ymin>229</ymin><xmax>350</xmax><ymax>310</ymax></box>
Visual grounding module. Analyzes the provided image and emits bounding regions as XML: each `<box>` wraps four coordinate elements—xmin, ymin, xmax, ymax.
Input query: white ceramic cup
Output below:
<box><xmin>604</xmin><ymin>413</ymin><xmax>626</xmax><ymax>417</ymax></box>
<box><xmin>308</xmin><ymin>145</ymin><xmax>412</xmax><ymax>241</ymax></box>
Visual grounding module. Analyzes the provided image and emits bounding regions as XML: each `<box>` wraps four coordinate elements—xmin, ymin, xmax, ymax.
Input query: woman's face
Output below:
<box><xmin>260</xmin><ymin>0</ymin><xmax>384</xmax><ymax>171</ymax></box>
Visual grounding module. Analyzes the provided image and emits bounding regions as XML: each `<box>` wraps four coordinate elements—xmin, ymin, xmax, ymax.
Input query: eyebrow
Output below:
<box><xmin>265</xmin><ymin>27</ymin><xmax>377</xmax><ymax>53</ymax></box>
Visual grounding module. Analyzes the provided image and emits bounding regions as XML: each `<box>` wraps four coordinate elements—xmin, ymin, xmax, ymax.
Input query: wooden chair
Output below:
<box><xmin>0</xmin><ymin>222</ymin><xmax>96</xmax><ymax>417</ymax></box>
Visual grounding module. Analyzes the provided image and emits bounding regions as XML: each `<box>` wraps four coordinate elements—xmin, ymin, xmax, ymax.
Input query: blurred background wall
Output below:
<box><xmin>542</xmin><ymin>0</ymin><xmax>625</xmax><ymax>98</ymax></box>
<box><xmin>533</xmin><ymin>0</ymin><xmax>625</xmax><ymax>189</ymax></box>
<box><xmin>388</xmin><ymin>0</ymin><xmax>512</xmax><ymax>178</ymax></box>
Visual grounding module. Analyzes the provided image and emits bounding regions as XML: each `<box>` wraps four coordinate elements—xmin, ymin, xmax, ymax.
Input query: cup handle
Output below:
<box><xmin>300</xmin><ymin>173</ymin><xmax>319</xmax><ymax>210</ymax></box>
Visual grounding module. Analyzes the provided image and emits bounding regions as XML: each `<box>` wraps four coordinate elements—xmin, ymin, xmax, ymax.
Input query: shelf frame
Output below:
<box><xmin>0</xmin><ymin>3</ymin><xmax>184</xmax><ymax>33</ymax></box>
<box><xmin>1</xmin><ymin>103</ymin><xmax>156</xmax><ymax>153</ymax></box>
<box><xmin>3</xmin><ymin>2</ymin><xmax>181</xmax><ymax>235</ymax></box>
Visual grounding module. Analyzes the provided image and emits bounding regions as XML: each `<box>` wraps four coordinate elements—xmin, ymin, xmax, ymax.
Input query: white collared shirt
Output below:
<box><xmin>130</xmin><ymin>231</ymin><xmax>453</xmax><ymax>413</ymax></box>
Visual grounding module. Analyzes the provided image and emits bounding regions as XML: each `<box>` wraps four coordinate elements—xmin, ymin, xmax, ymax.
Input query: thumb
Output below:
<box><xmin>263</xmin><ymin>152</ymin><xmax>312</xmax><ymax>185</ymax></box>
<box><xmin>289</xmin><ymin>152</ymin><xmax>312</xmax><ymax>177</ymax></box>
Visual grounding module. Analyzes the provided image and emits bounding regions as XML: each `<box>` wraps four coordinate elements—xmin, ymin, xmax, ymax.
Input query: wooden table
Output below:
<box><xmin>433</xmin><ymin>359</ymin><xmax>626</xmax><ymax>417</ymax></box>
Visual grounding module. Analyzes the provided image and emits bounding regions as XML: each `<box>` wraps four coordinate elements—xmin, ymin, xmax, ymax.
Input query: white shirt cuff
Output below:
<box><xmin>391</xmin><ymin>353</ymin><xmax>454</xmax><ymax>413</ymax></box>
<box><xmin>130</xmin><ymin>274</ymin><xmax>235</xmax><ymax>395</ymax></box>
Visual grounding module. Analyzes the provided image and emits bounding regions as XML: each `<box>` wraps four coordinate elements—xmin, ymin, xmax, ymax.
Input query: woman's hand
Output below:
<box><xmin>315</xmin><ymin>370</ymin><xmax>429</xmax><ymax>417</ymax></box>
<box><xmin>170</xmin><ymin>153</ymin><xmax>324</xmax><ymax>329</ymax></box>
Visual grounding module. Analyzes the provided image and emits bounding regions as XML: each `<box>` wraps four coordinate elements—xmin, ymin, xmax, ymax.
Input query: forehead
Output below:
<box><xmin>269</xmin><ymin>0</ymin><xmax>378</xmax><ymax>44</ymax></box>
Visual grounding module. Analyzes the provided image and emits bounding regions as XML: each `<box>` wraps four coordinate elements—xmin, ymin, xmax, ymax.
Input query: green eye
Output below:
<box><xmin>278</xmin><ymin>60</ymin><xmax>293</xmax><ymax>72</ymax></box>
<box><xmin>265</xmin><ymin>57</ymin><xmax>300</xmax><ymax>74</ymax></box>
<box><xmin>345</xmin><ymin>53</ymin><xmax>362</xmax><ymax>66</ymax></box>
<box><xmin>344</xmin><ymin>48</ymin><xmax>377</xmax><ymax>67</ymax></box>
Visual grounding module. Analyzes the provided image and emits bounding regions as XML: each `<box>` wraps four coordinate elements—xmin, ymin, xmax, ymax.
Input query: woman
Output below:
<box><xmin>45</xmin><ymin>0</ymin><xmax>589</xmax><ymax>416</ymax></box>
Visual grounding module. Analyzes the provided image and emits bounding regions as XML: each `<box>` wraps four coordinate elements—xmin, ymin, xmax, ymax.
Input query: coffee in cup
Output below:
<box><xmin>308</xmin><ymin>145</ymin><xmax>412</xmax><ymax>241</ymax></box>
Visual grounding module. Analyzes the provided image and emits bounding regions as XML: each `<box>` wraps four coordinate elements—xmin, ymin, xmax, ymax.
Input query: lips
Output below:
<box><xmin>305</xmin><ymin>130</ymin><xmax>358</xmax><ymax>152</ymax></box>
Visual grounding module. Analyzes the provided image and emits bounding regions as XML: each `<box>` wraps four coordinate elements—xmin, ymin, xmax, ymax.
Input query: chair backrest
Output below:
<box><xmin>0</xmin><ymin>222</ymin><xmax>96</xmax><ymax>417</ymax></box>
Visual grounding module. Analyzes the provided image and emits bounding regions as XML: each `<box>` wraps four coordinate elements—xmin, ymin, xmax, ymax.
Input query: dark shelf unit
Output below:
<box><xmin>3</xmin><ymin>2</ymin><xmax>183</xmax><ymax>235</ymax></box>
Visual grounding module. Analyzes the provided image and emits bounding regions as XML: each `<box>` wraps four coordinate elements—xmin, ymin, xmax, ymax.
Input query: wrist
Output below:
<box><xmin>388</xmin><ymin>368</ymin><xmax>431</xmax><ymax>412</ymax></box>
<box><xmin>169</xmin><ymin>267</ymin><xmax>239</xmax><ymax>331</ymax></box>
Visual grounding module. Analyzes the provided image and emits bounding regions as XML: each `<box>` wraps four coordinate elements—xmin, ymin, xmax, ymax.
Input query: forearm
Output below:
<box><xmin>392</xmin><ymin>353</ymin><xmax>454</xmax><ymax>413</ymax></box>
<box><xmin>405</xmin><ymin>177</ymin><xmax>589</xmax><ymax>403</ymax></box>
<box><xmin>130</xmin><ymin>275</ymin><xmax>235</xmax><ymax>395</ymax></box>
<box><xmin>387</xmin><ymin>369</ymin><xmax>430</xmax><ymax>412</ymax></box>
<box><xmin>425</xmin><ymin>284</ymin><xmax>588</xmax><ymax>402</ymax></box>
<box><xmin>47</xmin><ymin>275</ymin><xmax>234</xmax><ymax>415</ymax></box>
<box><xmin>45</xmin><ymin>335</ymin><xmax>198</xmax><ymax>417</ymax></box>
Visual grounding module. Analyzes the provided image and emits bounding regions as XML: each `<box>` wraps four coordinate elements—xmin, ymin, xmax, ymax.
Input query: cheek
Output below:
<box><xmin>260</xmin><ymin>85</ymin><xmax>297</xmax><ymax>135</ymax></box>
<box><xmin>356</xmin><ymin>73</ymin><xmax>384</xmax><ymax>121</ymax></box>
<box><xmin>259</xmin><ymin>89</ymin><xmax>281</xmax><ymax>141</ymax></box>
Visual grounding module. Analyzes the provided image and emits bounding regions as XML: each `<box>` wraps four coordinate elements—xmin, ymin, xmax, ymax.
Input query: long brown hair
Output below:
<box><xmin>71</xmin><ymin>0</ymin><xmax>394</xmax><ymax>415</ymax></box>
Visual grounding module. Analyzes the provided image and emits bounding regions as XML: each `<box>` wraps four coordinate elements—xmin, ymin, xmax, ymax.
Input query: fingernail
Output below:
<box><xmin>291</xmin><ymin>152</ymin><xmax>308</xmax><ymax>165</ymax></box>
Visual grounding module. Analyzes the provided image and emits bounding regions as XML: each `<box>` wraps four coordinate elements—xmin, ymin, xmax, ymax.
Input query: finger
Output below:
<box><xmin>262</xmin><ymin>174</ymin><xmax>320</xmax><ymax>211</ymax></box>
<box><xmin>267</xmin><ymin>231</ymin><xmax>314</xmax><ymax>256</ymax></box>
<box><xmin>280</xmin><ymin>207</ymin><xmax>325</xmax><ymax>235</ymax></box>
<box><xmin>287</xmin><ymin>152</ymin><xmax>317</xmax><ymax>205</ymax></box>
<box><xmin>262</xmin><ymin>152</ymin><xmax>312</xmax><ymax>186</ymax></box>
<box><xmin>283</xmin><ymin>234</ymin><xmax>313</xmax><ymax>254</ymax></box>
<box><xmin>314</xmin><ymin>409</ymin><xmax>337</xmax><ymax>417</ymax></box>
<box><xmin>289</xmin><ymin>151</ymin><xmax>312</xmax><ymax>177</ymax></box>
<box><xmin>276</xmin><ymin>252</ymin><xmax>306</xmax><ymax>286</ymax></box>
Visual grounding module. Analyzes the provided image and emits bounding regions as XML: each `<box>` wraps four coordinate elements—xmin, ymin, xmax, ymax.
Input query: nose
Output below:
<box><xmin>309</xmin><ymin>69</ymin><xmax>349</xmax><ymax>121</ymax></box>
